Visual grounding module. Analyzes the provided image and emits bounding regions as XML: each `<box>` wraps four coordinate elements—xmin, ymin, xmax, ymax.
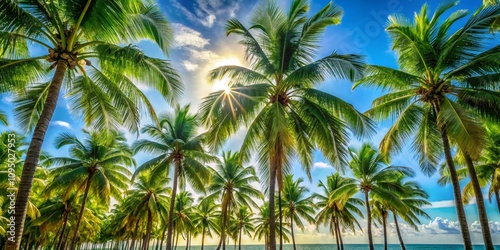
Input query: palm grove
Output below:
<box><xmin>0</xmin><ymin>0</ymin><xmax>499</xmax><ymax>250</ymax></box>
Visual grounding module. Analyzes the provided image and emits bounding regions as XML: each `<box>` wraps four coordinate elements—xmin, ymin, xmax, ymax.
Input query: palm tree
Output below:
<box><xmin>354</xmin><ymin>3</ymin><xmax>500</xmax><ymax>249</ymax></box>
<box><xmin>391</xmin><ymin>180</ymin><xmax>431</xmax><ymax>250</ymax></box>
<box><xmin>231</xmin><ymin>205</ymin><xmax>255</xmax><ymax>250</ymax></box>
<box><xmin>254</xmin><ymin>202</ymin><xmax>291</xmax><ymax>249</ymax></box>
<box><xmin>45</xmin><ymin>130</ymin><xmax>133</xmax><ymax>249</ymax></box>
<box><xmin>133</xmin><ymin>105</ymin><xmax>213</xmax><ymax>250</ymax></box>
<box><xmin>191</xmin><ymin>199</ymin><xmax>220</xmax><ymax>250</ymax></box>
<box><xmin>172</xmin><ymin>191</ymin><xmax>194</xmax><ymax>250</ymax></box>
<box><xmin>439</xmin><ymin>124</ymin><xmax>500</xmax><ymax>213</ymax></box>
<box><xmin>280</xmin><ymin>174</ymin><xmax>315</xmax><ymax>250</ymax></box>
<box><xmin>0</xmin><ymin>1</ymin><xmax>182</xmax><ymax>246</ymax></box>
<box><xmin>200</xmin><ymin>1</ymin><xmax>370</xmax><ymax>248</ymax></box>
<box><xmin>0</xmin><ymin>110</ymin><xmax>7</xmax><ymax>126</ymax></box>
<box><xmin>205</xmin><ymin>151</ymin><xmax>262</xmax><ymax>250</ymax></box>
<box><xmin>314</xmin><ymin>173</ymin><xmax>364</xmax><ymax>250</ymax></box>
<box><xmin>483</xmin><ymin>0</ymin><xmax>500</xmax><ymax>31</ymax></box>
<box><xmin>127</xmin><ymin>171</ymin><xmax>171</xmax><ymax>250</ymax></box>
<box><xmin>348</xmin><ymin>143</ymin><xmax>410</xmax><ymax>250</ymax></box>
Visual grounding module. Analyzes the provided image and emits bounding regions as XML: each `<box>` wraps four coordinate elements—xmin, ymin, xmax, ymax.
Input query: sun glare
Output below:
<box><xmin>211</xmin><ymin>58</ymin><xmax>242</xmax><ymax>93</ymax></box>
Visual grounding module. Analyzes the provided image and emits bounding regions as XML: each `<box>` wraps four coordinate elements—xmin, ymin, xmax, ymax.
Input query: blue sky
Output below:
<box><xmin>1</xmin><ymin>0</ymin><xmax>500</xmax><ymax>245</ymax></box>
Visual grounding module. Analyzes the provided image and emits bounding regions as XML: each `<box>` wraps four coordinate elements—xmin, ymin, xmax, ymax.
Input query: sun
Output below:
<box><xmin>211</xmin><ymin>58</ymin><xmax>243</xmax><ymax>93</ymax></box>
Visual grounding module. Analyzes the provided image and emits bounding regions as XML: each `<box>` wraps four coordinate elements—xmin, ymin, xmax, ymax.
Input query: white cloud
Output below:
<box><xmin>470</xmin><ymin>221</ymin><xmax>500</xmax><ymax>234</ymax></box>
<box><xmin>421</xmin><ymin>217</ymin><xmax>461</xmax><ymax>234</ymax></box>
<box><xmin>182</xmin><ymin>61</ymin><xmax>199</xmax><ymax>71</ymax></box>
<box><xmin>51</xmin><ymin>121</ymin><xmax>71</xmax><ymax>129</ymax></box>
<box><xmin>170</xmin><ymin>0</ymin><xmax>242</xmax><ymax>28</ymax></box>
<box><xmin>172</xmin><ymin>23</ymin><xmax>210</xmax><ymax>49</ymax></box>
<box><xmin>2</xmin><ymin>96</ymin><xmax>13</xmax><ymax>103</ymax></box>
<box><xmin>313</xmin><ymin>161</ymin><xmax>332</xmax><ymax>169</ymax></box>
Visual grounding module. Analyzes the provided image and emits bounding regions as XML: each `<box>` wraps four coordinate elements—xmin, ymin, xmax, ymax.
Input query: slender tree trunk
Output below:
<box><xmin>364</xmin><ymin>191</ymin><xmax>374</xmax><ymax>250</ymax></box>
<box><xmin>6</xmin><ymin>60</ymin><xmax>68</xmax><ymax>250</ymax></box>
<box><xmin>337</xmin><ymin>222</ymin><xmax>344</xmax><ymax>250</ymax></box>
<box><xmin>440</xmin><ymin>129</ymin><xmax>472</xmax><ymax>250</ymax></box>
<box><xmin>57</xmin><ymin>210</ymin><xmax>70</xmax><ymax>250</ymax></box>
<box><xmin>290</xmin><ymin>215</ymin><xmax>296</xmax><ymax>250</ymax></box>
<box><xmin>70</xmin><ymin>175</ymin><xmax>94</xmax><ymax>250</ymax></box>
<box><xmin>392</xmin><ymin>212</ymin><xmax>406</xmax><ymax>250</ymax></box>
<box><xmin>143</xmin><ymin>209</ymin><xmax>154</xmax><ymax>250</ymax></box>
<box><xmin>131</xmin><ymin>220</ymin><xmax>140</xmax><ymax>250</ymax></box>
<box><xmin>333</xmin><ymin>217</ymin><xmax>340</xmax><ymax>250</ymax></box>
<box><xmin>166</xmin><ymin>161</ymin><xmax>180</xmax><ymax>250</ymax></box>
<box><xmin>463</xmin><ymin>153</ymin><xmax>494</xmax><ymax>249</ymax></box>
<box><xmin>496</xmin><ymin>190</ymin><xmax>500</xmax><ymax>213</ymax></box>
<box><xmin>174</xmin><ymin>230</ymin><xmax>179</xmax><ymax>250</ymax></box>
<box><xmin>382</xmin><ymin>212</ymin><xmax>388</xmax><ymax>250</ymax></box>
<box><xmin>278</xmin><ymin>191</ymin><xmax>283</xmax><ymax>250</ymax></box>
<box><xmin>238</xmin><ymin>226</ymin><xmax>242</xmax><ymax>250</ymax></box>
<box><xmin>268</xmin><ymin>164</ymin><xmax>277</xmax><ymax>250</ymax></box>
<box><xmin>160</xmin><ymin>226</ymin><xmax>167</xmax><ymax>250</ymax></box>
<box><xmin>200</xmin><ymin>226</ymin><xmax>206</xmax><ymax>250</ymax></box>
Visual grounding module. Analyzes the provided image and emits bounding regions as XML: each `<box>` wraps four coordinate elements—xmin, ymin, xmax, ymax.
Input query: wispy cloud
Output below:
<box><xmin>51</xmin><ymin>121</ymin><xmax>71</xmax><ymax>129</ymax></box>
<box><xmin>313</xmin><ymin>161</ymin><xmax>332</xmax><ymax>169</ymax></box>
<box><xmin>169</xmin><ymin>0</ymin><xmax>242</xmax><ymax>28</ymax></box>
<box><xmin>172</xmin><ymin>23</ymin><xmax>210</xmax><ymax>49</ymax></box>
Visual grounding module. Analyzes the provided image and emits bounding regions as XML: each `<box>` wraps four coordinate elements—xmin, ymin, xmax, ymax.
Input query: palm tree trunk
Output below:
<box><xmin>174</xmin><ymin>230</ymin><xmax>179</xmax><ymax>250</ymax></box>
<box><xmin>382</xmin><ymin>212</ymin><xmax>388</xmax><ymax>250</ymax></box>
<box><xmin>143</xmin><ymin>209</ymin><xmax>154</xmax><ymax>250</ymax></box>
<box><xmin>333</xmin><ymin>217</ymin><xmax>340</xmax><ymax>250</ymax></box>
<box><xmin>160</xmin><ymin>226</ymin><xmax>167</xmax><ymax>250</ymax></box>
<box><xmin>392</xmin><ymin>212</ymin><xmax>405</xmax><ymax>250</ymax></box>
<box><xmin>463</xmin><ymin>153</ymin><xmax>494</xmax><ymax>249</ymax></box>
<box><xmin>337</xmin><ymin>222</ymin><xmax>344</xmax><ymax>250</ymax></box>
<box><xmin>364</xmin><ymin>191</ymin><xmax>374</xmax><ymax>250</ymax></box>
<box><xmin>268</xmin><ymin>164</ymin><xmax>277</xmax><ymax>250</ymax></box>
<box><xmin>290</xmin><ymin>215</ymin><xmax>296</xmax><ymax>250</ymax></box>
<box><xmin>6</xmin><ymin>59</ymin><xmax>68</xmax><ymax>250</ymax></box>
<box><xmin>440</xmin><ymin>129</ymin><xmax>472</xmax><ymax>250</ymax></box>
<box><xmin>200</xmin><ymin>226</ymin><xmax>206</xmax><ymax>250</ymax></box>
<box><xmin>238</xmin><ymin>226</ymin><xmax>242</xmax><ymax>250</ymax></box>
<box><xmin>70</xmin><ymin>175</ymin><xmax>94</xmax><ymax>250</ymax></box>
<box><xmin>496</xmin><ymin>190</ymin><xmax>500</xmax><ymax>213</ymax></box>
<box><xmin>278</xmin><ymin>190</ymin><xmax>283</xmax><ymax>250</ymax></box>
<box><xmin>131</xmin><ymin>220</ymin><xmax>140</xmax><ymax>250</ymax></box>
<box><xmin>166</xmin><ymin>161</ymin><xmax>181</xmax><ymax>250</ymax></box>
<box><xmin>57</xmin><ymin>210</ymin><xmax>70</xmax><ymax>250</ymax></box>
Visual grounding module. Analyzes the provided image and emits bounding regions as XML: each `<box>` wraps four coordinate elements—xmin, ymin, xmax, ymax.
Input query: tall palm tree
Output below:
<box><xmin>205</xmin><ymin>151</ymin><xmax>262</xmax><ymax>250</ymax></box>
<box><xmin>439</xmin><ymin>124</ymin><xmax>500</xmax><ymax>213</ymax></box>
<box><xmin>191</xmin><ymin>199</ymin><xmax>220</xmax><ymax>250</ymax></box>
<box><xmin>127</xmin><ymin>171</ymin><xmax>171</xmax><ymax>250</ymax></box>
<box><xmin>200</xmin><ymin>1</ymin><xmax>370</xmax><ymax>248</ymax></box>
<box><xmin>280</xmin><ymin>174</ymin><xmax>315</xmax><ymax>250</ymax></box>
<box><xmin>314</xmin><ymin>173</ymin><xmax>364</xmax><ymax>250</ymax></box>
<box><xmin>348</xmin><ymin>143</ymin><xmax>410</xmax><ymax>250</ymax></box>
<box><xmin>133</xmin><ymin>105</ymin><xmax>213</xmax><ymax>250</ymax></box>
<box><xmin>354</xmin><ymin>3</ymin><xmax>500</xmax><ymax>249</ymax></box>
<box><xmin>45</xmin><ymin>130</ymin><xmax>133</xmax><ymax>249</ymax></box>
<box><xmin>0</xmin><ymin>1</ymin><xmax>182</xmax><ymax>246</ymax></box>
<box><xmin>391</xmin><ymin>180</ymin><xmax>431</xmax><ymax>250</ymax></box>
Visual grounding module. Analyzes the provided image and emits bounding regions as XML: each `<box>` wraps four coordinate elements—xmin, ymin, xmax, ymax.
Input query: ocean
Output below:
<box><xmin>191</xmin><ymin>244</ymin><xmax>500</xmax><ymax>250</ymax></box>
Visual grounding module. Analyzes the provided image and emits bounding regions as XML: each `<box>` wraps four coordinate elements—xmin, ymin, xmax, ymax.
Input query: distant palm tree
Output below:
<box><xmin>232</xmin><ymin>206</ymin><xmax>255</xmax><ymax>250</ymax></box>
<box><xmin>133</xmin><ymin>105</ymin><xmax>213</xmax><ymax>250</ymax></box>
<box><xmin>314</xmin><ymin>173</ymin><xmax>364</xmax><ymax>250</ymax></box>
<box><xmin>280</xmin><ymin>174</ymin><xmax>315</xmax><ymax>250</ymax></box>
<box><xmin>254</xmin><ymin>202</ymin><xmax>291</xmax><ymax>249</ymax></box>
<box><xmin>205</xmin><ymin>151</ymin><xmax>262</xmax><ymax>250</ymax></box>
<box><xmin>45</xmin><ymin>130</ymin><xmax>133</xmax><ymax>249</ymax></box>
<box><xmin>0</xmin><ymin>1</ymin><xmax>182</xmax><ymax>245</ymax></box>
<box><xmin>391</xmin><ymin>179</ymin><xmax>431</xmax><ymax>250</ymax></box>
<box><xmin>348</xmin><ymin>144</ymin><xmax>410</xmax><ymax>250</ymax></box>
<box><xmin>354</xmin><ymin>3</ymin><xmax>500</xmax><ymax>249</ymax></box>
<box><xmin>200</xmin><ymin>2</ymin><xmax>370</xmax><ymax>249</ymax></box>
<box><xmin>127</xmin><ymin>172</ymin><xmax>171</xmax><ymax>250</ymax></box>
<box><xmin>172</xmin><ymin>191</ymin><xmax>194</xmax><ymax>250</ymax></box>
<box><xmin>191</xmin><ymin>200</ymin><xmax>220</xmax><ymax>250</ymax></box>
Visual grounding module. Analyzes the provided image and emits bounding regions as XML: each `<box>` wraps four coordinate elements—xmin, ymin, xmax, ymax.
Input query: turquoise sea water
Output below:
<box><xmin>193</xmin><ymin>244</ymin><xmax>500</xmax><ymax>250</ymax></box>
